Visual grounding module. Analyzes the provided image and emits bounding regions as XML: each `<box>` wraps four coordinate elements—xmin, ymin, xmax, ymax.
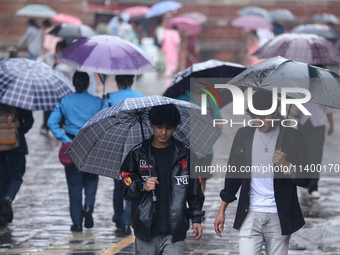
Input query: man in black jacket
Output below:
<box><xmin>214</xmin><ymin>91</ymin><xmax>310</xmax><ymax>255</ymax></box>
<box><xmin>0</xmin><ymin>107</ymin><xmax>34</xmax><ymax>225</ymax></box>
<box><xmin>120</xmin><ymin>104</ymin><xmax>204</xmax><ymax>255</ymax></box>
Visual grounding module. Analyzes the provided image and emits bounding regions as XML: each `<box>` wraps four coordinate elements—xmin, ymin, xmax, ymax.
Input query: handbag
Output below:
<box><xmin>59</xmin><ymin>141</ymin><xmax>73</xmax><ymax>167</ymax></box>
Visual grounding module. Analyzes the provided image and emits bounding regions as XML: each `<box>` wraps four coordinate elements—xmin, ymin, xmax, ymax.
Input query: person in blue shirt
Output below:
<box><xmin>48</xmin><ymin>71</ymin><xmax>103</xmax><ymax>232</ymax></box>
<box><xmin>103</xmin><ymin>75</ymin><xmax>144</xmax><ymax>235</ymax></box>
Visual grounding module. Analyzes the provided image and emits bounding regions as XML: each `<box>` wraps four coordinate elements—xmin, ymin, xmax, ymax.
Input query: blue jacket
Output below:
<box><xmin>48</xmin><ymin>90</ymin><xmax>103</xmax><ymax>144</ymax></box>
<box><xmin>103</xmin><ymin>87</ymin><xmax>144</xmax><ymax>109</ymax></box>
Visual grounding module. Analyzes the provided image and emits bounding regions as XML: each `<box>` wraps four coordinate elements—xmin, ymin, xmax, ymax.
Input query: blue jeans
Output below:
<box><xmin>28</xmin><ymin>52</ymin><xmax>38</xmax><ymax>60</ymax></box>
<box><xmin>65</xmin><ymin>164</ymin><xmax>98</xmax><ymax>226</ymax></box>
<box><xmin>239</xmin><ymin>211</ymin><xmax>290</xmax><ymax>255</ymax></box>
<box><xmin>113</xmin><ymin>179</ymin><xmax>131</xmax><ymax>225</ymax></box>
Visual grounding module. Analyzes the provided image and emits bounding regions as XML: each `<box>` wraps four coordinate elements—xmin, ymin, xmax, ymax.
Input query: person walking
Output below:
<box><xmin>214</xmin><ymin>91</ymin><xmax>310</xmax><ymax>255</ymax></box>
<box><xmin>120</xmin><ymin>104</ymin><xmax>204</xmax><ymax>254</ymax></box>
<box><xmin>15</xmin><ymin>19</ymin><xmax>43</xmax><ymax>60</ymax></box>
<box><xmin>102</xmin><ymin>75</ymin><xmax>144</xmax><ymax>235</ymax></box>
<box><xmin>162</xmin><ymin>25</ymin><xmax>181</xmax><ymax>77</ymax></box>
<box><xmin>117</xmin><ymin>18</ymin><xmax>133</xmax><ymax>42</ymax></box>
<box><xmin>298</xmin><ymin>102</ymin><xmax>333</xmax><ymax>198</ymax></box>
<box><xmin>0</xmin><ymin>105</ymin><xmax>34</xmax><ymax>225</ymax></box>
<box><xmin>48</xmin><ymin>72</ymin><xmax>103</xmax><ymax>232</ymax></box>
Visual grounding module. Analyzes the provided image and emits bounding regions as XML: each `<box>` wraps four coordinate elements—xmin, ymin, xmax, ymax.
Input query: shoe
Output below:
<box><xmin>310</xmin><ymin>191</ymin><xmax>320</xmax><ymax>199</ymax></box>
<box><xmin>84</xmin><ymin>205</ymin><xmax>94</xmax><ymax>229</ymax></box>
<box><xmin>70</xmin><ymin>225</ymin><xmax>82</xmax><ymax>232</ymax></box>
<box><xmin>1</xmin><ymin>197</ymin><xmax>13</xmax><ymax>223</ymax></box>
<box><xmin>122</xmin><ymin>224</ymin><xmax>131</xmax><ymax>236</ymax></box>
<box><xmin>39</xmin><ymin>128</ymin><xmax>49</xmax><ymax>136</ymax></box>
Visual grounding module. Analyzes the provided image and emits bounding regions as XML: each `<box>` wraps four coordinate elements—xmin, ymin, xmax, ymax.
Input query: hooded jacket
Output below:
<box><xmin>120</xmin><ymin>136</ymin><xmax>205</xmax><ymax>242</ymax></box>
<box><xmin>220</xmin><ymin>125</ymin><xmax>311</xmax><ymax>235</ymax></box>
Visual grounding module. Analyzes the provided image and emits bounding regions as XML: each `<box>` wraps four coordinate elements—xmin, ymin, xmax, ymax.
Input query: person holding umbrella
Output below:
<box><xmin>103</xmin><ymin>75</ymin><xmax>144</xmax><ymax>235</ymax></box>
<box><xmin>214</xmin><ymin>91</ymin><xmax>310</xmax><ymax>255</ymax></box>
<box><xmin>15</xmin><ymin>19</ymin><xmax>43</xmax><ymax>60</ymax></box>
<box><xmin>0</xmin><ymin>105</ymin><xmax>34</xmax><ymax>225</ymax></box>
<box><xmin>120</xmin><ymin>104</ymin><xmax>204</xmax><ymax>254</ymax></box>
<box><xmin>47</xmin><ymin>71</ymin><xmax>103</xmax><ymax>232</ymax></box>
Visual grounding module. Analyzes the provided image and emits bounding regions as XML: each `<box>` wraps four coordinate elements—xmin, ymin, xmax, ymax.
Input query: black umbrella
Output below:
<box><xmin>227</xmin><ymin>56</ymin><xmax>340</xmax><ymax>148</ymax></box>
<box><xmin>311</xmin><ymin>13</ymin><xmax>340</xmax><ymax>25</ymax></box>
<box><xmin>163</xmin><ymin>59</ymin><xmax>246</xmax><ymax>108</ymax></box>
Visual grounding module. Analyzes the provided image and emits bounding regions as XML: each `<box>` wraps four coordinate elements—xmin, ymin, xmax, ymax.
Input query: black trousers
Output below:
<box><xmin>298</xmin><ymin>120</ymin><xmax>325</xmax><ymax>193</ymax></box>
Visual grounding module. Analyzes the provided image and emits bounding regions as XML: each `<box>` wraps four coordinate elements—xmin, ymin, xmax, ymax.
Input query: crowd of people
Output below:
<box><xmin>0</xmin><ymin>10</ymin><xmax>337</xmax><ymax>255</ymax></box>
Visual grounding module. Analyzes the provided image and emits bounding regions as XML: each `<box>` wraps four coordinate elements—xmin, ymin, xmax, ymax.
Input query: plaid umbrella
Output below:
<box><xmin>0</xmin><ymin>58</ymin><xmax>73</xmax><ymax>111</ymax></box>
<box><xmin>311</xmin><ymin>13</ymin><xmax>340</xmax><ymax>25</ymax></box>
<box><xmin>253</xmin><ymin>33</ymin><xmax>340</xmax><ymax>65</ymax></box>
<box><xmin>66</xmin><ymin>95</ymin><xmax>222</xmax><ymax>179</ymax></box>
<box><xmin>290</xmin><ymin>24</ymin><xmax>340</xmax><ymax>42</ymax></box>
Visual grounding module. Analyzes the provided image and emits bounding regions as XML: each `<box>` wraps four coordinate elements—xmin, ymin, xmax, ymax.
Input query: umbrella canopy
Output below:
<box><xmin>49</xmin><ymin>23</ymin><xmax>96</xmax><ymax>39</ymax></box>
<box><xmin>0</xmin><ymin>58</ymin><xmax>73</xmax><ymax>111</ymax></box>
<box><xmin>166</xmin><ymin>17</ymin><xmax>202</xmax><ymax>36</ymax></box>
<box><xmin>66</xmin><ymin>95</ymin><xmax>222</xmax><ymax>179</ymax></box>
<box><xmin>145</xmin><ymin>1</ymin><xmax>183</xmax><ymax>18</ymax></box>
<box><xmin>57</xmin><ymin>35</ymin><xmax>154</xmax><ymax>75</ymax></box>
<box><xmin>290</xmin><ymin>24</ymin><xmax>340</xmax><ymax>42</ymax></box>
<box><xmin>51</xmin><ymin>13</ymin><xmax>83</xmax><ymax>25</ymax></box>
<box><xmin>253</xmin><ymin>33</ymin><xmax>340</xmax><ymax>65</ymax></box>
<box><xmin>238</xmin><ymin>6</ymin><xmax>272</xmax><ymax>23</ymax></box>
<box><xmin>179</xmin><ymin>12</ymin><xmax>208</xmax><ymax>24</ymax></box>
<box><xmin>164</xmin><ymin>59</ymin><xmax>246</xmax><ymax>107</ymax></box>
<box><xmin>122</xmin><ymin>6</ymin><xmax>150</xmax><ymax>18</ymax></box>
<box><xmin>16</xmin><ymin>4</ymin><xmax>57</xmax><ymax>18</ymax></box>
<box><xmin>232</xmin><ymin>16</ymin><xmax>273</xmax><ymax>30</ymax></box>
<box><xmin>269</xmin><ymin>9</ymin><xmax>296</xmax><ymax>21</ymax></box>
<box><xmin>312</xmin><ymin>13</ymin><xmax>340</xmax><ymax>25</ymax></box>
<box><xmin>228</xmin><ymin>56</ymin><xmax>340</xmax><ymax>110</ymax></box>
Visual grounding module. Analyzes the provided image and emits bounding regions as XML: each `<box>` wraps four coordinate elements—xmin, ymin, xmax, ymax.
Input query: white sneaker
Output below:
<box><xmin>310</xmin><ymin>191</ymin><xmax>320</xmax><ymax>199</ymax></box>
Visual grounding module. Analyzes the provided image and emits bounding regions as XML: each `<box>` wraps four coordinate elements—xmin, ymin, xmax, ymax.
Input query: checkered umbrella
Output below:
<box><xmin>0</xmin><ymin>58</ymin><xmax>74</xmax><ymax>111</ymax></box>
<box><xmin>66</xmin><ymin>95</ymin><xmax>222</xmax><ymax>179</ymax></box>
<box><xmin>231</xmin><ymin>16</ymin><xmax>273</xmax><ymax>30</ymax></box>
<box><xmin>253</xmin><ymin>33</ymin><xmax>340</xmax><ymax>65</ymax></box>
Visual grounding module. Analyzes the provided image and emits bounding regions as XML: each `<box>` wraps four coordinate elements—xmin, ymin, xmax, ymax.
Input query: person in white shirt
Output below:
<box><xmin>298</xmin><ymin>102</ymin><xmax>333</xmax><ymax>198</ymax></box>
<box><xmin>117</xmin><ymin>18</ymin><xmax>133</xmax><ymax>42</ymax></box>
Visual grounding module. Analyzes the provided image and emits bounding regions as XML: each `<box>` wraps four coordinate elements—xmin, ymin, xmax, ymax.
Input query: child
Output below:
<box><xmin>120</xmin><ymin>104</ymin><xmax>204</xmax><ymax>255</ymax></box>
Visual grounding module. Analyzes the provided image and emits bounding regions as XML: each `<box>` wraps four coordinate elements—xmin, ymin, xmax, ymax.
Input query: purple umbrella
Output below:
<box><xmin>57</xmin><ymin>35</ymin><xmax>154</xmax><ymax>75</ymax></box>
<box><xmin>253</xmin><ymin>33</ymin><xmax>340</xmax><ymax>65</ymax></box>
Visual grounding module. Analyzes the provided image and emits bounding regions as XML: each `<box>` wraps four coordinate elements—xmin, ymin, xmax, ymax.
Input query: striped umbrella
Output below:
<box><xmin>66</xmin><ymin>95</ymin><xmax>221</xmax><ymax>179</ymax></box>
<box><xmin>0</xmin><ymin>58</ymin><xmax>73</xmax><ymax>111</ymax></box>
<box><xmin>253</xmin><ymin>33</ymin><xmax>340</xmax><ymax>65</ymax></box>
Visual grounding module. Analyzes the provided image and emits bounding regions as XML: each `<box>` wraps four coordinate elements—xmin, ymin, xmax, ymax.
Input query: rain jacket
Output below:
<box><xmin>220</xmin><ymin>125</ymin><xmax>311</xmax><ymax>235</ymax></box>
<box><xmin>120</xmin><ymin>136</ymin><xmax>205</xmax><ymax>242</ymax></box>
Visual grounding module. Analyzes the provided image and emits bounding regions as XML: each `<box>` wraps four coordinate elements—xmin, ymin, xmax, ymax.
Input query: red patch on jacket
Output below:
<box><xmin>178</xmin><ymin>158</ymin><xmax>187</xmax><ymax>170</ymax></box>
<box><xmin>121</xmin><ymin>172</ymin><xmax>131</xmax><ymax>179</ymax></box>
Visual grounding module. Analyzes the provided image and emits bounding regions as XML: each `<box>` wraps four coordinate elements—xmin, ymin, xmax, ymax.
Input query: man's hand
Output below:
<box><xmin>272</xmin><ymin>148</ymin><xmax>288</xmax><ymax>168</ymax></box>
<box><xmin>214</xmin><ymin>213</ymin><xmax>225</xmax><ymax>237</ymax></box>
<box><xmin>192</xmin><ymin>223</ymin><xmax>202</xmax><ymax>240</ymax></box>
<box><xmin>144</xmin><ymin>177</ymin><xmax>159</xmax><ymax>192</ymax></box>
<box><xmin>328</xmin><ymin>126</ymin><xmax>334</xmax><ymax>136</ymax></box>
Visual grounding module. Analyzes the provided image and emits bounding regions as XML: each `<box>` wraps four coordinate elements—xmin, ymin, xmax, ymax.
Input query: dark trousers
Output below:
<box><xmin>65</xmin><ymin>164</ymin><xmax>98</xmax><ymax>226</ymax></box>
<box><xmin>298</xmin><ymin>120</ymin><xmax>325</xmax><ymax>193</ymax></box>
<box><xmin>113</xmin><ymin>179</ymin><xmax>131</xmax><ymax>226</ymax></box>
<box><xmin>42</xmin><ymin>111</ymin><xmax>52</xmax><ymax>130</ymax></box>
<box><xmin>0</xmin><ymin>153</ymin><xmax>26</xmax><ymax>215</ymax></box>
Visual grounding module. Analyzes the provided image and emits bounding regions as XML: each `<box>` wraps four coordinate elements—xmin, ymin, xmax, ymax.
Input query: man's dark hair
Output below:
<box><xmin>28</xmin><ymin>19</ymin><xmax>39</xmax><ymax>28</ymax></box>
<box><xmin>73</xmin><ymin>71</ymin><xmax>89</xmax><ymax>93</ymax></box>
<box><xmin>149</xmin><ymin>104</ymin><xmax>181</xmax><ymax>128</ymax></box>
<box><xmin>246</xmin><ymin>90</ymin><xmax>280</xmax><ymax>117</ymax></box>
<box><xmin>115</xmin><ymin>75</ymin><xmax>134</xmax><ymax>89</ymax></box>
<box><xmin>56</xmin><ymin>40</ymin><xmax>67</xmax><ymax>50</ymax></box>
<box><xmin>43</xmin><ymin>19</ymin><xmax>52</xmax><ymax>28</ymax></box>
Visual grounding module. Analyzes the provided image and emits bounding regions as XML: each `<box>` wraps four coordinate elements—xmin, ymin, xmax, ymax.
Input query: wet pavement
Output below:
<box><xmin>1</xmin><ymin>70</ymin><xmax>340</xmax><ymax>254</ymax></box>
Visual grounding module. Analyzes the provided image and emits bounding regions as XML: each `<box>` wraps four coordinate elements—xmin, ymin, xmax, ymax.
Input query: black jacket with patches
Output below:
<box><xmin>120</xmin><ymin>136</ymin><xmax>205</xmax><ymax>242</ymax></box>
<box><xmin>220</xmin><ymin>125</ymin><xmax>311</xmax><ymax>235</ymax></box>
